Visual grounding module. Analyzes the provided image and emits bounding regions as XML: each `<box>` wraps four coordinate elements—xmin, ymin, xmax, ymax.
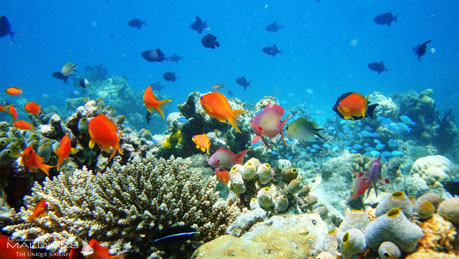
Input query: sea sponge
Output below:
<box><xmin>256</xmin><ymin>163</ymin><xmax>271</xmax><ymax>184</ymax></box>
<box><xmin>378</xmin><ymin>241</ymin><xmax>401</xmax><ymax>259</ymax></box>
<box><xmin>274</xmin><ymin>194</ymin><xmax>288</xmax><ymax>212</ymax></box>
<box><xmin>230</xmin><ymin>165</ymin><xmax>246</xmax><ymax>194</ymax></box>
<box><xmin>336</xmin><ymin>209</ymin><xmax>370</xmax><ymax>242</ymax></box>
<box><xmin>416</xmin><ymin>201</ymin><xmax>435</xmax><ymax>219</ymax></box>
<box><xmin>241</xmin><ymin>160</ymin><xmax>257</xmax><ymax>180</ymax></box>
<box><xmin>415</xmin><ymin>192</ymin><xmax>440</xmax><ymax>209</ymax></box>
<box><xmin>257</xmin><ymin>187</ymin><xmax>274</xmax><ymax>209</ymax></box>
<box><xmin>322</xmin><ymin>229</ymin><xmax>338</xmax><ymax>255</ymax></box>
<box><xmin>365</xmin><ymin>208</ymin><xmax>423</xmax><ymax>253</ymax></box>
<box><xmin>410</xmin><ymin>155</ymin><xmax>454</xmax><ymax>188</ymax></box>
<box><xmin>287</xmin><ymin>179</ymin><xmax>301</xmax><ymax>194</ymax></box>
<box><xmin>281</xmin><ymin>167</ymin><xmax>298</xmax><ymax>182</ymax></box>
<box><xmin>340</xmin><ymin>228</ymin><xmax>366</xmax><ymax>259</ymax></box>
<box><xmin>438</xmin><ymin>197</ymin><xmax>459</xmax><ymax>225</ymax></box>
<box><xmin>375</xmin><ymin>191</ymin><xmax>413</xmax><ymax>217</ymax></box>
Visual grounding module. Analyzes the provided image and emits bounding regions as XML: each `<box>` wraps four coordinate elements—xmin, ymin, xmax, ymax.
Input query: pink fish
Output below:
<box><xmin>250</xmin><ymin>101</ymin><xmax>290</xmax><ymax>149</ymax></box>
<box><xmin>208</xmin><ymin>148</ymin><xmax>250</xmax><ymax>169</ymax></box>
<box><xmin>348</xmin><ymin>156</ymin><xmax>389</xmax><ymax>200</ymax></box>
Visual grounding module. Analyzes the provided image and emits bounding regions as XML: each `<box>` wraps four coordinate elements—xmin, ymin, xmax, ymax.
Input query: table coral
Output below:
<box><xmin>3</xmin><ymin>152</ymin><xmax>240</xmax><ymax>258</ymax></box>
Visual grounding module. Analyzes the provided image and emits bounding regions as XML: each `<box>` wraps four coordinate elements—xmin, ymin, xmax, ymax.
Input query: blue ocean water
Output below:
<box><xmin>1</xmin><ymin>0</ymin><xmax>459</xmax><ymax>123</ymax></box>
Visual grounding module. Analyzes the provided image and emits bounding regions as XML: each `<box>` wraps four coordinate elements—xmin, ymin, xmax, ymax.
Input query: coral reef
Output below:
<box><xmin>3</xmin><ymin>153</ymin><xmax>240</xmax><ymax>258</ymax></box>
<box><xmin>191</xmin><ymin>213</ymin><xmax>328</xmax><ymax>259</ymax></box>
<box><xmin>375</xmin><ymin>191</ymin><xmax>413</xmax><ymax>217</ymax></box>
<box><xmin>438</xmin><ymin>197</ymin><xmax>459</xmax><ymax>225</ymax></box>
<box><xmin>410</xmin><ymin>155</ymin><xmax>454</xmax><ymax>191</ymax></box>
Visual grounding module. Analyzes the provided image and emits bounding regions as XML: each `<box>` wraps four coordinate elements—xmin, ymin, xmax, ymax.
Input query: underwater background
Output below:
<box><xmin>1</xmin><ymin>1</ymin><xmax>459</xmax><ymax>259</ymax></box>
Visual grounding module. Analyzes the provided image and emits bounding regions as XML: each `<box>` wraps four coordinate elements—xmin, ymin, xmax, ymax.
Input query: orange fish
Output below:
<box><xmin>24</xmin><ymin>101</ymin><xmax>41</xmax><ymax>115</ymax></box>
<box><xmin>27</xmin><ymin>200</ymin><xmax>48</xmax><ymax>221</ymax></box>
<box><xmin>8</xmin><ymin>105</ymin><xmax>17</xmax><ymax>121</ymax></box>
<box><xmin>0</xmin><ymin>104</ymin><xmax>13</xmax><ymax>119</ymax></box>
<box><xmin>88</xmin><ymin>114</ymin><xmax>123</xmax><ymax>160</ymax></box>
<box><xmin>215</xmin><ymin>168</ymin><xmax>230</xmax><ymax>185</ymax></box>
<box><xmin>86</xmin><ymin>239</ymin><xmax>125</xmax><ymax>259</ymax></box>
<box><xmin>200</xmin><ymin>92</ymin><xmax>246</xmax><ymax>133</ymax></box>
<box><xmin>5</xmin><ymin>86</ymin><xmax>22</xmax><ymax>95</ymax></box>
<box><xmin>20</xmin><ymin>146</ymin><xmax>53</xmax><ymax>176</ymax></box>
<box><xmin>143</xmin><ymin>85</ymin><xmax>172</xmax><ymax>119</ymax></box>
<box><xmin>332</xmin><ymin>92</ymin><xmax>378</xmax><ymax>120</ymax></box>
<box><xmin>13</xmin><ymin>120</ymin><xmax>34</xmax><ymax>130</ymax></box>
<box><xmin>54</xmin><ymin>134</ymin><xmax>77</xmax><ymax>170</ymax></box>
<box><xmin>0</xmin><ymin>235</ymin><xmax>32</xmax><ymax>259</ymax></box>
<box><xmin>192</xmin><ymin>134</ymin><xmax>211</xmax><ymax>154</ymax></box>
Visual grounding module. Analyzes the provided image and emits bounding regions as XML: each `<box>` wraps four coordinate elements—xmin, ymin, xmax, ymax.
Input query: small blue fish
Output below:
<box><xmin>396</xmin><ymin>122</ymin><xmax>410</xmax><ymax>132</ymax></box>
<box><xmin>391</xmin><ymin>150</ymin><xmax>404</xmax><ymax>156</ymax></box>
<box><xmin>360</xmin><ymin>130</ymin><xmax>373</xmax><ymax>138</ymax></box>
<box><xmin>375</xmin><ymin>143</ymin><xmax>385</xmax><ymax>150</ymax></box>
<box><xmin>399</xmin><ymin>115</ymin><xmax>415</xmax><ymax>125</ymax></box>
<box><xmin>352</xmin><ymin>144</ymin><xmax>363</xmax><ymax>150</ymax></box>
<box><xmin>152</xmin><ymin>226</ymin><xmax>198</xmax><ymax>245</ymax></box>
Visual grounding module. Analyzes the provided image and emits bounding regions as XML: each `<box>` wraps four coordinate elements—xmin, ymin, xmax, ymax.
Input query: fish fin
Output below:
<box><xmin>89</xmin><ymin>139</ymin><xmax>95</xmax><ymax>149</ymax></box>
<box><xmin>234</xmin><ymin>149</ymin><xmax>251</xmax><ymax>165</ymax></box>
<box><xmin>261</xmin><ymin>136</ymin><xmax>271</xmax><ymax>149</ymax></box>
<box><xmin>53</xmin><ymin>147</ymin><xmax>60</xmax><ymax>156</ymax></box>
<box><xmin>39</xmin><ymin>163</ymin><xmax>53</xmax><ymax>176</ymax></box>
<box><xmin>228</xmin><ymin>109</ymin><xmax>246</xmax><ymax>133</ymax></box>
<box><xmin>147</xmin><ymin>106</ymin><xmax>155</xmax><ymax>113</ymax></box>
<box><xmin>366</xmin><ymin>104</ymin><xmax>378</xmax><ymax>119</ymax></box>
<box><xmin>70</xmin><ymin>148</ymin><xmax>79</xmax><ymax>155</ymax></box>
<box><xmin>154</xmin><ymin>99</ymin><xmax>172</xmax><ymax>120</ymax></box>
<box><xmin>280</xmin><ymin>114</ymin><xmax>291</xmax><ymax>147</ymax></box>
<box><xmin>109</xmin><ymin>148</ymin><xmax>117</xmax><ymax>161</ymax></box>
<box><xmin>252</xmin><ymin>135</ymin><xmax>261</xmax><ymax>144</ymax></box>
<box><xmin>314</xmin><ymin>132</ymin><xmax>325</xmax><ymax>140</ymax></box>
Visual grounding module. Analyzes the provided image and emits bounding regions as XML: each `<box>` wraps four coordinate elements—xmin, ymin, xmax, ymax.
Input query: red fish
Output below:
<box><xmin>348</xmin><ymin>171</ymin><xmax>371</xmax><ymax>201</ymax></box>
<box><xmin>88</xmin><ymin>114</ymin><xmax>123</xmax><ymax>160</ymax></box>
<box><xmin>27</xmin><ymin>200</ymin><xmax>48</xmax><ymax>221</ymax></box>
<box><xmin>208</xmin><ymin>148</ymin><xmax>250</xmax><ymax>169</ymax></box>
<box><xmin>24</xmin><ymin>101</ymin><xmax>41</xmax><ymax>115</ymax></box>
<box><xmin>54</xmin><ymin>134</ymin><xmax>75</xmax><ymax>170</ymax></box>
<box><xmin>348</xmin><ymin>157</ymin><xmax>389</xmax><ymax>200</ymax></box>
<box><xmin>0</xmin><ymin>235</ymin><xmax>32</xmax><ymax>259</ymax></box>
<box><xmin>8</xmin><ymin>105</ymin><xmax>17</xmax><ymax>121</ymax></box>
<box><xmin>143</xmin><ymin>85</ymin><xmax>172</xmax><ymax>120</ymax></box>
<box><xmin>13</xmin><ymin>120</ymin><xmax>34</xmax><ymax>130</ymax></box>
<box><xmin>250</xmin><ymin>101</ymin><xmax>290</xmax><ymax>149</ymax></box>
<box><xmin>215</xmin><ymin>168</ymin><xmax>230</xmax><ymax>185</ymax></box>
<box><xmin>5</xmin><ymin>86</ymin><xmax>22</xmax><ymax>95</ymax></box>
<box><xmin>86</xmin><ymin>239</ymin><xmax>125</xmax><ymax>259</ymax></box>
<box><xmin>20</xmin><ymin>147</ymin><xmax>53</xmax><ymax>176</ymax></box>
<box><xmin>200</xmin><ymin>92</ymin><xmax>246</xmax><ymax>133</ymax></box>
<box><xmin>332</xmin><ymin>92</ymin><xmax>378</xmax><ymax>120</ymax></box>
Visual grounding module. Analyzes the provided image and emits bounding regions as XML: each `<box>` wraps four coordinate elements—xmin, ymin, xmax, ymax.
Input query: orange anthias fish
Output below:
<box><xmin>0</xmin><ymin>235</ymin><xmax>32</xmax><ymax>259</ymax></box>
<box><xmin>86</xmin><ymin>239</ymin><xmax>125</xmax><ymax>259</ymax></box>
<box><xmin>215</xmin><ymin>168</ymin><xmax>230</xmax><ymax>185</ymax></box>
<box><xmin>332</xmin><ymin>92</ymin><xmax>378</xmax><ymax>120</ymax></box>
<box><xmin>200</xmin><ymin>92</ymin><xmax>246</xmax><ymax>133</ymax></box>
<box><xmin>20</xmin><ymin>147</ymin><xmax>53</xmax><ymax>175</ymax></box>
<box><xmin>143</xmin><ymin>85</ymin><xmax>172</xmax><ymax>120</ymax></box>
<box><xmin>54</xmin><ymin>134</ymin><xmax>77</xmax><ymax>170</ymax></box>
<box><xmin>5</xmin><ymin>86</ymin><xmax>22</xmax><ymax>95</ymax></box>
<box><xmin>27</xmin><ymin>200</ymin><xmax>48</xmax><ymax>221</ymax></box>
<box><xmin>13</xmin><ymin>120</ymin><xmax>34</xmax><ymax>130</ymax></box>
<box><xmin>8</xmin><ymin>105</ymin><xmax>17</xmax><ymax>121</ymax></box>
<box><xmin>88</xmin><ymin>114</ymin><xmax>123</xmax><ymax>160</ymax></box>
<box><xmin>24</xmin><ymin>101</ymin><xmax>41</xmax><ymax>115</ymax></box>
<box><xmin>192</xmin><ymin>134</ymin><xmax>211</xmax><ymax>154</ymax></box>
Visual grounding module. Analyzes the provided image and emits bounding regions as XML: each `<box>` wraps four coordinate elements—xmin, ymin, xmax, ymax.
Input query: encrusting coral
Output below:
<box><xmin>3</xmin><ymin>152</ymin><xmax>241</xmax><ymax>258</ymax></box>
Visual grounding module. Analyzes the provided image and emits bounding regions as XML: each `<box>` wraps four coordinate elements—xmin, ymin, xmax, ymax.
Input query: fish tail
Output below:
<box><xmin>234</xmin><ymin>149</ymin><xmax>251</xmax><ymax>165</ymax></box>
<box><xmin>394</xmin><ymin>14</ymin><xmax>399</xmax><ymax>22</ymax></box>
<box><xmin>366</xmin><ymin>104</ymin><xmax>378</xmax><ymax>119</ymax></box>
<box><xmin>154</xmin><ymin>99</ymin><xmax>172</xmax><ymax>120</ymax></box>
<box><xmin>56</xmin><ymin>156</ymin><xmax>64</xmax><ymax>170</ymax></box>
<box><xmin>228</xmin><ymin>109</ymin><xmax>246</xmax><ymax>133</ymax></box>
<box><xmin>39</xmin><ymin>164</ymin><xmax>53</xmax><ymax>176</ymax></box>
<box><xmin>261</xmin><ymin>136</ymin><xmax>271</xmax><ymax>149</ymax></box>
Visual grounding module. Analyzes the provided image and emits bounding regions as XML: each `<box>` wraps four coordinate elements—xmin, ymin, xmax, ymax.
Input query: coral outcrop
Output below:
<box><xmin>3</xmin><ymin>152</ymin><xmax>240</xmax><ymax>258</ymax></box>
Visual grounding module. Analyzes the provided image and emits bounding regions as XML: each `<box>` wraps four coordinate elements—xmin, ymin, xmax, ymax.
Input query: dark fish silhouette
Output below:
<box><xmin>150</xmin><ymin>81</ymin><xmax>165</xmax><ymax>91</ymax></box>
<box><xmin>235</xmin><ymin>76</ymin><xmax>250</xmax><ymax>90</ymax></box>
<box><xmin>368</xmin><ymin>61</ymin><xmax>388</xmax><ymax>74</ymax></box>
<box><xmin>52</xmin><ymin>72</ymin><xmax>69</xmax><ymax>83</ymax></box>
<box><xmin>190</xmin><ymin>16</ymin><xmax>208</xmax><ymax>34</ymax></box>
<box><xmin>79</xmin><ymin>78</ymin><xmax>89</xmax><ymax>88</ymax></box>
<box><xmin>128</xmin><ymin>18</ymin><xmax>146</xmax><ymax>29</ymax></box>
<box><xmin>265</xmin><ymin>21</ymin><xmax>282</xmax><ymax>32</ymax></box>
<box><xmin>167</xmin><ymin>54</ymin><xmax>182</xmax><ymax>63</ymax></box>
<box><xmin>146</xmin><ymin>111</ymin><xmax>151</xmax><ymax>124</ymax></box>
<box><xmin>228</xmin><ymin>89</ymin><xmax>234</xmax><ymax>97</ymax></box>
<box><xmin>152</xmin><ymin>226</ymin><xmax>198</xmax><ymax>245</ymax></box>
<box><xmin>413</xmin><ymin>40</ymin><xmax>432</xmax><ymax>61</ymax></box>
<box><xmin>444</xmin><ymin>177</ymin><xmax>459</xmax><ymax>196</ymax></box>
<box><xmin>163</xmin><ymin>72</ymin><xmax>177</xmax><ymax>82</ymax></box>
<box><xmin>141</xmin><ymin>49</ymin><xmax>167</xmax><ymax>63</ymax></box>
<box><xmin>201</xmin><ymin>34</ymin><xmax>219</xmax><ymax>49</ymax></box>
<box><xmin>262</xmin><ymin>44</ymin><xmax>282</xmax><ymax>57</ymax></box>
<box><xmin>0</xmin><ymin>16</ymin><xmax>16</xmax><ymax>42</ymax></box>
<box><xmin>373</xmin><ymin>12</ymin><xmax>398</xmax><ymax>26</ymax></box>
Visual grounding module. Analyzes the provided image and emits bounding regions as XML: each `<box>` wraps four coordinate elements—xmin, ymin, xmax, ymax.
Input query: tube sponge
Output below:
<box><xmin>229</xmin><ymin>165</ymin><xmax>246</xmax><ymax>194</ymax></box>
<box><xmin>365</xmin><ymin>208</ymin><xmax>423</xmax><ymax>253</ymax></box>
<box><xmin>336</xmin><ymin>209</ymin><xmax>370</xmax><ymax>242</ymax></box>
<box><xmin>375</xmin><ymin>191</ymin><xmax>413</xmax><ymax>217</ymax></box>
<box><xmin>241</xmin><ymin>160</ymin><xmax>256</xmax><ymax>180</ymax></box>
<box><xmin>257</xmin><ymin>187</ymin><xmax>274</xmax><ymax>209</ymax></box>
<box><xmin>256</xmin><ymin>163</ymin><xmax>271</xmax><ymax>184</ymax></box>
<box><xmin>340</xmin><ymin>228</ymin><xmax>366</xmax><ymax>259</ymax></box>
<box><xmin>274</xmin><ymin>194</ymin><xmax>288</xmax><ymax>212</ymax></box>
<box><xmin>378</xmin><ymin>241</ymin><xmax>401</xmax><ymax>259</ymax></box>
<box><xmin>416</xmin><ymin>201</ymin><xmax>435</xmax><ymax>219</ymax></box>
<box><xmin>438</xmin><ymin>197</ymin><xmax>459</xmax><ymax>225</ymax></box>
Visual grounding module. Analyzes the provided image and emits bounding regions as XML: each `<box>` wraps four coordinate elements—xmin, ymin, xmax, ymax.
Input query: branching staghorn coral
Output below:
<box><xmin>3</xmin><ymin>152</ymin><xmax>241</xmax><ymax>258</ymax></box>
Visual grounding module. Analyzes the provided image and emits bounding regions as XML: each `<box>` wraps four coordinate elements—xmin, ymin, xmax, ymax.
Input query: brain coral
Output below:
<box><xmin>410</xmin><ymin>155</ymin><xmax>454</xmax><ymax>189</ymax></box>
<box><xmin>3</xmin><ymin>152</ymin><xmax>240</xmax><ymax>258</ymax></box>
